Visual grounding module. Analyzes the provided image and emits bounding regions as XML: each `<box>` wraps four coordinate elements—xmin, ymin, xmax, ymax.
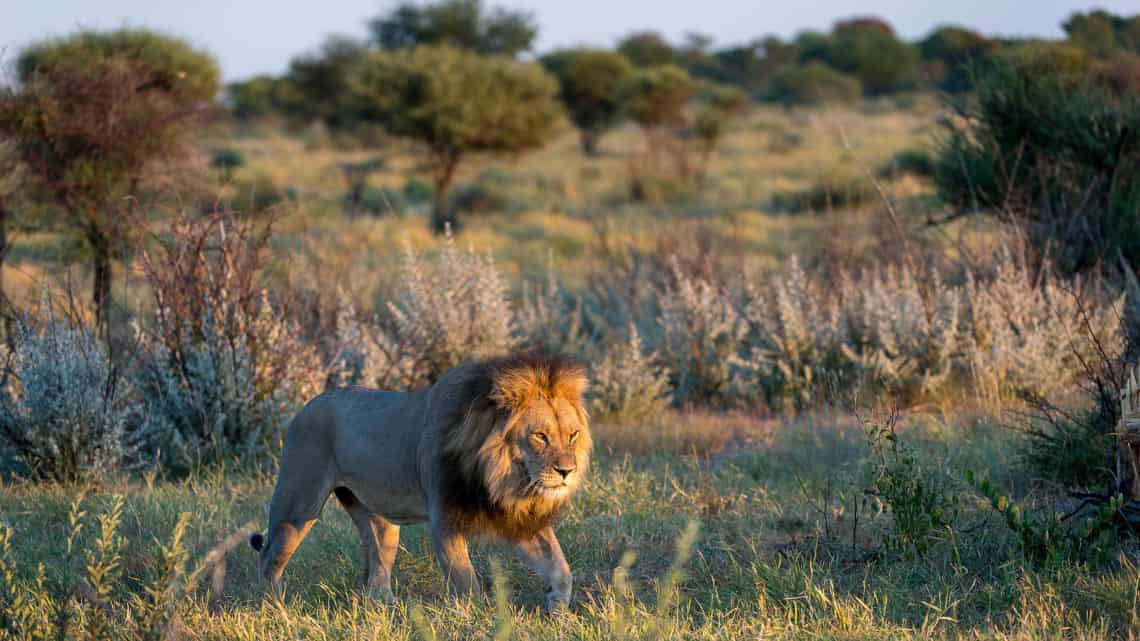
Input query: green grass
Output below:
<box><xmin>2</xmin><ymin>410</ymin><xmax>1137</xmax><ymax>639</ymax></box>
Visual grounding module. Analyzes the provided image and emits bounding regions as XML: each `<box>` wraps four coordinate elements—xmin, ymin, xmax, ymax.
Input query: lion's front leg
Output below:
<box><xmin>429</xmin><ymin>511</ymin><xmax>480</xmax><ymax>599</ymax></box>
<box><xmin>512</xmin><ymin>526</ymin><xmax>572</xmax><ymax>610</ymax></box>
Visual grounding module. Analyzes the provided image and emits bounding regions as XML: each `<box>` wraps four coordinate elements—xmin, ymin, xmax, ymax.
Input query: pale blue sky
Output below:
<box><xmin>4</xmin><ymin>1</ymin><xmax>1137</xmax><ymax>81</ymax></box>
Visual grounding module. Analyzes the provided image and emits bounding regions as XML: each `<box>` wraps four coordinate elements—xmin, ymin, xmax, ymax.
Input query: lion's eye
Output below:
<box><xmin>569</xmin><ymin>430</ymin><xmax>580</xmax><ymax>444</ymax></box>
<box><xmin>532</xmin><ymin>432</ymin><xmax>549</xmax><ymax>446</ymax></box>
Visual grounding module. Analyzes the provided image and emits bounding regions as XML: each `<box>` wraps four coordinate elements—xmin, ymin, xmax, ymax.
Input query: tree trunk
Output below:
<box><xmin>89</xmin><ymin>230</ymin><xmax>112</xmax><ymax>338</ymax></box>
<box><xmin>580</xmin><ymin>130</ymin><xmax>601</xmax><ymax>157</ymax></box>
<box><xmin>1118</xmin><ymin>366</ymin><xmax>1140</xmax><ymax>524</ymax></box>
<box><xmin>430</xmin><ymin>155</ymin><xmax>460</xmax><ymax>234</ymax></box>
<box><xmin>0</xmin><ymin>198</ymin><xmax>11</xmax><ymax>348</ymax></box>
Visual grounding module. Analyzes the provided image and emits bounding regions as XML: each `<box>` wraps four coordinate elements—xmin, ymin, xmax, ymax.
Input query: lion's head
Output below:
<box><xmin>439</xmin><ymin>354</ymin><xmax>592</xmax><ymax>538</ymax></box>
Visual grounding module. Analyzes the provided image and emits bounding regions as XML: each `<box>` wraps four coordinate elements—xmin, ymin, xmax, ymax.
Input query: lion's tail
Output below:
<box><xmin>249</xmin><ymin>532</ymin><xmax>265</xmax><ymax>552</ymax></box>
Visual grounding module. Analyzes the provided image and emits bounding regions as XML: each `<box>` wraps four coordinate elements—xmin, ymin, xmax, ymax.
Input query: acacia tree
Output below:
<box><xmin>0</xmin><ymin>29</ymin><xmax>219</xmax><ymax>332</ymax></box>
<box><xmin>370</xmin><ymin>0</ymin><xmax>537</xmax><ymax>57</ymax></box>
<box><xmin>691</xmin><ymin>84</ymin><xmax>747</xmax><ymax>182</ymax></box>
<box><xmin>350</xmin><ymin>45</ymin><xmax>561</xmax><ymax>232</ymax></box>
<box><xmin>622</xmin><ymin>65</ymin><xmax>696</xmax><ymax>196</ymax></box>
<box><xmin>542</xmin><ymin>48</ymin><xmax>634</xmax><ymax>156</ymax></box>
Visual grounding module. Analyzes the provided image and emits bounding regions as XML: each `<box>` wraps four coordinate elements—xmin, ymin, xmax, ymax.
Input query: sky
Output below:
<box><xmin>4</xmin><ymin>1</ymin><xmax>1138</xmax><ymax>81</ymax></box>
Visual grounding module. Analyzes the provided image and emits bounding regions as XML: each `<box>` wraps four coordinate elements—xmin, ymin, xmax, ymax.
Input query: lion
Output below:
<box><xmin>249</xmin><ymin>354</ymin><xmax>592</xmax><ymax>609</ymax></box>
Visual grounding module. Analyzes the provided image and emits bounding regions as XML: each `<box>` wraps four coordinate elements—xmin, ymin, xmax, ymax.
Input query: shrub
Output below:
<box><xmin>769</xmin><ymin>179</ymin><xmax>869</xmax><ymax>213</ymax></box>
<box><xmin>862</xmin><ymin>409</ymin><xmax>959</xmax><ymax>557</ymax></box>
<box><xmin>210</xmin><ymin>148</ymin><xmax>244</xmax><ymax>182</ymax></box>
<box><xmin>133</xmin><ymin>212</ymin><xmax>325</xmax><ymax>472</ymax></box>
<box><xmin>837</xmin><ymin>266</ymin><xmax>960</xmax><ymax>402</ymax></box>
<box><xmin>1022</xmin><ymin>406</ymin><xmax>1115</xmax><ymax>490</ymax></box>
<box><xmin>738</xmin><ymin>256</ymin><xmax>842</xmax><ymax>409</ymax></box>
<box><xmin>402</xmin><ymin>177</ymin><xmax>436</xmax><ymax>205</ymax></box>
<box><xmin>0</xmin><ymin>310</ymin><xmax>134</xmax><ymax>483</ymax></box>
<box><xmin>516</xmin><ymin>271</ymin><xmax>587</xmax><ymax>356</ymax></box>
<box><xmin>657</xmin><ymin>258</ymin><xmax>747</xmax><ymax>405</ymax></box>
<box><xmin>933</xmin><ymin>60</ymin><xmax>1140</xmax><ymax>274</ymax></box>
<box><xmin>588</xmin><ymin>324</ymin><xmax>672</xmax><ymax>423</ymax></box>
<box><xmin>918</xmin><ymin>25</ymin><xmax>994</xmax><ymax>93</ymax></box>
<box><xmin>875</xmin><ymin>148</ymin><xmax>934</xmax><ymax>179</ymax></box>
<box><xmin>383</xmin><ymin>233</ymin><xmax>515</xmax><ymax>386</ymax></box>
<box><xmin>766</xmin><ymin>63</ymin><xmax>862</xmax><ymax>106</ymax></box>
<box><xmin>962</xmin><ymin>247</ymin><xmax>1123</xmax><ymax>404</ymax></box>
<box><xmin>969</xmin><ymin>471</ymin><xmax>1120</xmax><ymax>567</ymax></box>
<box><xmin>450</xmin><ymin>181</ymin><xmax>510</xmax><ymax>215</ymax></box>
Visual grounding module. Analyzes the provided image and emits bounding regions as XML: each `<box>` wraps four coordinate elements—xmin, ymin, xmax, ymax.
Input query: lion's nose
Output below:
<box><xmin>554</xmin><ymin>464</ymin><xmax>576</xmax><ymax>480</ymax></box>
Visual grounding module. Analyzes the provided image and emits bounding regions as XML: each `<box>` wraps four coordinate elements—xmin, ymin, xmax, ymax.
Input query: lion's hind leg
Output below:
<box><xmin>335</xmin><ymin>487</ymin><xmax>400</xmax><ymax>602</ymax></box>
<box><xmin>258</xmin><ymin>466</ymin><xmax>333</xmax><ymax>597</ymax></box>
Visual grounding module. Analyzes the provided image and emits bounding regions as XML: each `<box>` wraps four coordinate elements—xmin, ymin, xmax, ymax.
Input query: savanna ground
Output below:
<box><xmin>3</xmin><ymin>97</ymin><xmax>1137</xmax><ymax>640</ymax></box>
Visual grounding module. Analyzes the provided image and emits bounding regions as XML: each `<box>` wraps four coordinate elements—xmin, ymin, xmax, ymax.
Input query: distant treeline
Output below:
<box><xmin>228</xmin><ymin>3</ymin><xmax>1140</xmax><ymax>122</ymax></box>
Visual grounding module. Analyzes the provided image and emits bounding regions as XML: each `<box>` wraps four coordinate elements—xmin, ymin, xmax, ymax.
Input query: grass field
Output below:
<box><xmin>3</xmin><ymin>410</ymin><xmax>1138</xmax><ymax>640</ymax></box>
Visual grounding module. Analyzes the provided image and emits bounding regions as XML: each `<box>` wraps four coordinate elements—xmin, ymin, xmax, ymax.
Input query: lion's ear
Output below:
<box><xmin>553</xmin><ymin>368</ymin><xmax>587</xmax><ymax>404</ymax></box>
<box><xmin>488</xmin><ymin>368</ymin><xmax>538</xmax><ymax>410</ymax></box>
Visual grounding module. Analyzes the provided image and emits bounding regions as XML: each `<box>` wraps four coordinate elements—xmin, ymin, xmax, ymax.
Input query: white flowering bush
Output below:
<box><xmin>344</xmin><ymin>231</ymin><xmax>515</xmax><ymax>387</ymax></box>
<box><xmin>962</xmin><ymin>247</ymin><xmax>1123</xmax><ymax>404</ymax></box>
<box><xmin>837</xmin><ymin>265</ymin><xmax>960</xmax><ymax>402</ymax></box>
<box><xmin>0</xmin><ymin>319</ymin><xmax>134</xmax><ymax>482</ymax></box>
<box><xmin>588</xmin><ymin>324</ymin><xmax>672</xmax><ymax>423</ymax></box>
<box><xmin>658</xmin><ymin>258</ymin><xmax>748</xmax><ymax>404</ymax></box>
<box><xmin>738</xmin><ymin>257</ymin><xmax>844</xmax><ymax>409</ymax></box>
<box><xmin>516</xmin><ymin>270</ymin><xmax>588</xmax><ymax>356</ymax></box>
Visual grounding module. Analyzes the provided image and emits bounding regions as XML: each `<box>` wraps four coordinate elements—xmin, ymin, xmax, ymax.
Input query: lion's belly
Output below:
<box><xmin>327</xmin><ymin>388</ymin><xmax>431</xmax><ymax>524</ymax></box>
<box><xmin>338</xmin><ymin>478</ymin><xmax>429</xmax><ymax>524</ymax></box>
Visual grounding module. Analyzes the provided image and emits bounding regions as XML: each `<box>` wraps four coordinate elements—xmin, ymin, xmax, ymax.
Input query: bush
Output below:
<box><xmin>766</xmin><ymin>63</ymin><xmax>862</xmax><ymax>106</ymax></box>
<box><xmin>383</xmin><ymin>233</ymin><xmax>516</xmax><ymax>386</ymax></box>
<box><xmin>837</xmin><ymin>266</ymin><xmax>960</xmax><ymax>403</ymax></box>
<box><xmin>450</xmin><ymin>181</ymin><xmax>510</xmax><ymax>215</ymax></box>
<box><xmin>769</xmin><ymin>179</ymin><xmax>869</xmax><ymax>213</ymax></box>
<box><xmin>1022</xmin><ymin>406</ymin><xmax>1115</xmax><ymax>490</ymax></box>
<box><xmin>875</xmin><ymin>148</ymin><xmax>934</xmax><ymax>179</ymax></box>
<box><xmin>657</xmin><ymin>258</ymin><xmax>747</xmax><ymax>405</ymax></box>
<box><xmin>862</xmin><ymin>409</ymin><xmax>959</xmax><ymax>557</ymax></box>
<box><xmin>933</xmin><ymin>60</ymin><xmax>1140</xmax><ymax>274</ymax></box>
<box><xmin>134</xmin><ymin>212</ymin><xmax>326</xmax><ymax>473</ymax></box>
<box><xmin>0</xmin><ymin>311</ymin><xmax>134</xmax><ymax>483</ymax></box>
<box><xmin>210</xmin><ymin>148</ymin><xmax>244</xmax><ymax>182</ymax></box>
<box><xmin>962</xmin><ymin>247</ymin><xmax>1123</xmax><ymax>404</ymax></box>
<box><xmin>588</xmin><ymin>324</ymin><xmax>672</xmax><ymax>423</ymax></box>
<box><xmin>402</xmin><ymin>177</ymin><xmax>436</xmax><ymax>205</ymax></box>
<box><xmin>737</xmin><ymin>257</ymin><xmax>842</xmax><ymax>409</ymax></box>
<box><xmin>969</xmin><ymin>471</ymin><xmax>1119</xmax><ymax>567</ymax></box>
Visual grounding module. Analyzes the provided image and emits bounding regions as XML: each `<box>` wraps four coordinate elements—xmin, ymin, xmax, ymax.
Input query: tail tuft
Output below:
<box><xmin>249</xmin><ymin>532</ymin><xmax>264</xmax><ymax>552</ymax></box>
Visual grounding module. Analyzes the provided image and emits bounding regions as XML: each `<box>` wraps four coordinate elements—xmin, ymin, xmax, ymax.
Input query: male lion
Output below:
<box><xmin>249</xmin><ymin>354</ymin><xmax>591</xmax><ymax>609</ymax></box>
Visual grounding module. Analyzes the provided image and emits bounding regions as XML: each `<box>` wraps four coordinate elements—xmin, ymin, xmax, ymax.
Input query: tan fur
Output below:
<box><xmin>252</xmin><ymin>354</ymin><xmax>591</xmax><ymax>609</ymax></box>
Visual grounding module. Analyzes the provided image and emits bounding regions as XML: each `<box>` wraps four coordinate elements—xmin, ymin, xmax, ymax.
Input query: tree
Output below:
<box><xmin>0</xmin><ymin>29</ymin><xmax>219</xmax><ymax>332</ymax></box>
<box><xmin>919</xmin><ymin>26</ymin><xmax>995</xmax><ymax>93</ymax></box>
<box><xmin>621</xmin><ymin>65</ymin><xmax>696</xmax><ymax>195</ymax></box>
<box><xmin>617</xmin><ymin>32</ymin><xmax>676</xmax><ymax>67</ymax></box>
<box><xmin>369</xmin><ymin>0</ymin><xmax>537</xmax><ymax>57</ymax></box>
<box><xmin>542</xmin><ymin>48</ymin><xmax>634</xmax><ymax>156</ymax></box>
<box><xmin>691</xmin><ymin>84</ymin><xmax>747</xmax><ymax>182</ymax></box>
<box><xmin>623</xmin><ymin>64</ymin><xmax>695</xmax><ymax>130</ymax></box>
<box><xmin>827</xmin><ymin>18</ymin><xmax>919</xmax><ymax>94</ymax></box>
<box><xmin>766</xmin><ymin>62</ymin><xmax>862</xmax><ymax>105</ymax></box>
<box><xmin>1063</xmin><ymin>10</ymin><xmax>1120</xmax><ymax>57</ymax></box>
<box><xmin>226</xmin><ymin>74</ymin><xmax>294</xmax><ymax>120</ymax></box>
<box><xmin>350</xmin><ymin>46</ymin><xmax>561</xmax><ymax>232</ymax></box>
<box><xmin>280</xmin><ymin>35</ymin><xmax>369</xmax><ymax>129</ymax></box>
